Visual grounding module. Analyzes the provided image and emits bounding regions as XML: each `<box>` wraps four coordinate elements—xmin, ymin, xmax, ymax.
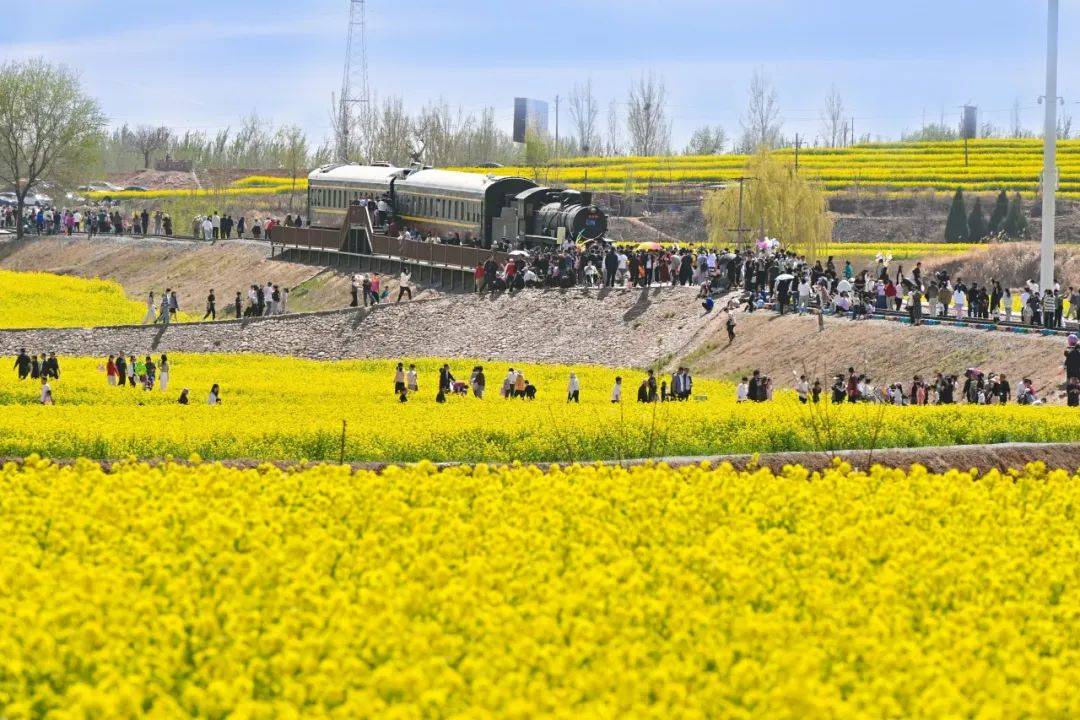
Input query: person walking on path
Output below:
<box><xmin>143</xmin><ymin>291</ymin><xmax>157</xmax><ymax>324</ymax></box>
<box><xmin>234</xmin><ymin>292</ymin><xmax>242</xmax><ymax>319</ymax></box>
<box><xmin>397</xmin><ymin>267</ymin><xmax>413</xmax><ymax>302</ymax></box>
<box><xmin>203</xmin><ymin>289</ymin><xmax>216</xmax><ymax>320</ymax></box>
<box><xmin>153</xmin><ymin>289</ymin><xmax>168</xmax><ymax>324</ymax></box>
<box><xmin>106</xmin><ymin>355</ymin><xmax>118</xmax><ymax>386</ymax></box>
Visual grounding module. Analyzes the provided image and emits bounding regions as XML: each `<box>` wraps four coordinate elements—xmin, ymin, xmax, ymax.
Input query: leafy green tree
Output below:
<box><xmin>1002</xmin><ymin>192</ymin><xmax>1028</xmax><ymax>239</ymax></box>
<box><xmin>944</xmin><ymin>189</ymin><xmax>969</xmax><ymax>243</ymax></box>
<box><xmin>967</xmin><ymin>197</ymin><xmax>988</xmax><ymax>242</ymax></box>
<box><xmin>988</xmin><ymin>190</ymin><xmax>1009</xmax><ymax>233</ymax></box>
<box><xmin>0</xmin><ymin>58</ymin><xmax>105</xmax><ymax>240</ymax></box>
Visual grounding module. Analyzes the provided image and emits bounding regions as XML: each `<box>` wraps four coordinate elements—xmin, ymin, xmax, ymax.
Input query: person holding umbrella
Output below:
<box><xmin>774</xmin><ymin>272</ymin><xmax>795</xmax><ymax>315</ymax></box>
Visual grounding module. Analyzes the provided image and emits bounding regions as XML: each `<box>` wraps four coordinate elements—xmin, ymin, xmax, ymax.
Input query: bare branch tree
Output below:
<box><xmin>0</xmin><ymin>58</ymin><xmax>105</xmax><ymax>240</ymax></box>
<box><xmin>606</xmin><ymin>99</ymin><xmax>623</xmax><ymax>156</ymax></box>
<box><xmin>568</xmin><ymin>80</ymin><xmax>601</xmax><ymax>156</ymax></box>
<box><xmin>819</xmin><ymin>85</ymin><xmax>845</xmax><ymax>148</ymax></box>
<box><xmin>737</xmin><ymin>67</ymin><xmax>783</xmax><ymax>152</ymax></box>
<box><xmin>128</xmin><ymin>125</ymin><xmax>172</xmax><ymax>169</ymax></box>
<box><xmin>278</xmin><ymin>124</ymin><xmax>308</xmax><ymax>210</ymax></box>
<box><xmin>626</xmin><ymin>72</ymin><xmax>671</xmax><ymax>156</ymax></box>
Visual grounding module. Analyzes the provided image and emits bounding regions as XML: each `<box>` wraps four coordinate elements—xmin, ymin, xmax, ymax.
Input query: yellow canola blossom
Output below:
<box><xmin>452</xmin><ymin>138</ymin><xmax>1080</xmax><ymax>196</ymax></box>
<box><xmin>0</xmin><ymin>270</ymin><xmax>194</xmax><ymax>329</ymax></box>
<box><xmin>0</xmin><ymin>269</ymin><xmax>149</xmax><ymax>329</ymax></box>
<box><xmin>1</xmin><ymin>458</ymin><xmax>1079</xmax><ymax>718</ymax></box>
<box><xmin>3</xmin><ymin>355</ymin><xmax>1080</xmax><ymax>463</ymax></box>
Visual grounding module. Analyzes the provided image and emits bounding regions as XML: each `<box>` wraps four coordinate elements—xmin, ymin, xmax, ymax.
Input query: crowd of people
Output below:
<box><xmin>729</xmin><ymin>336</ymin><xmax>1080</xmax><ymax>407</ymax></box>
<box><xmin>12</xmin><ymin>348</ymin><xmax>225</xmax><ymax>405</ymax></box>
<box><xmin>12</xmin><ymin>349</ymin><xmax>61</xmax><ymax>404</ymax></box>
<box><xmin>3</xmin><ymin>201</ymin><xmax>306</xmax><ymax>242</ymax></box>
<box><xmin>738</xmin><ymin>241</ymin><xmax>1080</xmax><ymax>330</ymax></box>
<box><xmin>470</xmin><ymin>244</ymin><xmax>742</xmax><ymax>294</ymax></box>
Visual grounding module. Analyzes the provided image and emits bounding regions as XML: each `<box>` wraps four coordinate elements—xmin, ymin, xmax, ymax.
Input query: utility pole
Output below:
<box><xmin>338</xmin><ymin>0</ymin><xmax>372</xmax><ymax>163</ymax></box>
<box><xmin>728</xmin><ymin>177</ymin><xmax>754</xmax><ymax>251</ymax></box>
<box><xmin>554</xmin><ymin>94</ymin><xmax>560</xmax><ymax>185</ymax></box>
<box><xmin>1040</xmin><ymin>0</ymin><xmax>1060</xmax><ymax>292</ymax></box>
<box><xmin>850</xmin><ymin>117</ymin><xmax>855</xmax><ymax>146</ymax></box>
<box><xmin>794</xmin><ymin>133</ymin><xmax>801</xmax><ymax>173</ymax></box>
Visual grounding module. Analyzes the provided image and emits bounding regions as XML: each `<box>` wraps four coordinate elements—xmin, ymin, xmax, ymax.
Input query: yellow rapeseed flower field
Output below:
<box><xmin>1</xmin><ymin>457</ymin><xmax>1079</xmax><ymax>717</ymax></box>
<box><xmin>0</xmin><ymin>269</ymin><xmax>148</xmax><ymax>328</ymax></box>
<box><xmin>0</xmin><ymin>270</ymin><xmax>196</xmax><ymax>329</ymax></box>
<box><xmin>4</xmin><ymin>355</ymin><xmax>1080</xmax><ymax>463</ymax></box>
<box><xmin>454</xmin><ymin>138</ymin><xmax>1080</xmax><ymax>197</ymax></box>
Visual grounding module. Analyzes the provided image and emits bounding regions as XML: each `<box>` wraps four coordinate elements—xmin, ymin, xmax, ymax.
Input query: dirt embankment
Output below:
<box><xmin>0</xmin><ymin>235</ymin><xmax>430</xmax><ymax>314</ymax></box>
<box><xmin>632</xmin><ymin>194</ymin><xmax>1080</xmax><ymax>247</ymax></box>
<box><xmin>677</xmin><ymin>310</ymin><xmax>1075</xmax><ymax>402</ymax></box>
<box><xmin>921</xmin><ymin>241</ymin><xmax>1080</xmax><ymax>289</ymax></box>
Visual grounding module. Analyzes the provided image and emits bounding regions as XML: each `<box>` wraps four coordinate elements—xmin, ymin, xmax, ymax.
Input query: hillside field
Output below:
<box><xmin>453</xmin><ymin>138</ymin><xmax>1080</xmax><ymax>196</ymax></box>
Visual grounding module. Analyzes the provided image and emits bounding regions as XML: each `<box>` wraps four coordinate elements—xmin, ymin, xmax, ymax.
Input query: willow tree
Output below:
<box><xmin>702</xmin><ymin>150</ymin><xmax>833</xmax><ymax>259</ymax></box>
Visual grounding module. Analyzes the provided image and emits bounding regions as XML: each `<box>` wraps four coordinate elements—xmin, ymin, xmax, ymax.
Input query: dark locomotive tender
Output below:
<box><xmin>306</xmin><ymin>163</ymin><xmax>607</xmax><ymax>248</ymax></box>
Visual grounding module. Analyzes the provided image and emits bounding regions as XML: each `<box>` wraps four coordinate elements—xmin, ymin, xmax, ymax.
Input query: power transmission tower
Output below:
<box><xmin>337</xmin><ymin>0</ymin><xmax>372</xmax><ymax>162</ymax></box>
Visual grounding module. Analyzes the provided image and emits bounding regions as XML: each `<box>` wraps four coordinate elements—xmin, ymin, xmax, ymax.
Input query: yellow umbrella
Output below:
<box><xmin>636</xmin><ymin>241</ymin><xmax>664</xmax><ymax>252</ymax></box>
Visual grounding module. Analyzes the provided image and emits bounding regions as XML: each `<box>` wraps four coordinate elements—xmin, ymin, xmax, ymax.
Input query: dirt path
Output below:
<box><xmin>4</xmin><ymin>441</ymin><xmax>1079</xmax><ymax>474</ymax></box>
<box><xmin>0</xmin><ymin>235</ymin><xmax>434</xmax><ymax>314</ymax></box>
<box><xmin>678</xmin><ymin>309</ymin><xmax>1074</xmax><ymax>402</ymax></box>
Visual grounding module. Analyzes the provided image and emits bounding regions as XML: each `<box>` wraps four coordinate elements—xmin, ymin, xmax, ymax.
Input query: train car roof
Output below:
<box><xmin>307</xmin><ymin>164</ymin><xmax>404</xmax><ymax>184</ymax></box>
<box><xmin>398</xmin><ymin>168</ymin><xmax>530</xmax><ymax>194</ymax></box>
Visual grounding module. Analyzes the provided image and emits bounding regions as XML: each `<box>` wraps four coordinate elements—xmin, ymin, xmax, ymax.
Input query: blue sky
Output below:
<box><xmin>4</xmin><ymin>0</ymin><xmax>1079</xmax><ymax>148</ymax></box>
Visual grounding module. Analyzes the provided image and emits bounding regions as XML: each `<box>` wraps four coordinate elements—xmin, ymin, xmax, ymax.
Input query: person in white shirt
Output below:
<box><xmin>208</xmin><ymin>384</ymin><xmax>221</xmax><ymax>405</ymax></box>
<box><xmin>211</xmin><ymin>212</ymin><xmax>221</xmax><ymax>239</ymax></box>
<box><xmin>40</xmin><ymin>379</ymin><xmax>53</xmax><ymax>405</ymax></box>
<box><xmin>611</xmin><ymin>377</ymin><xmax>622</xmax><ymax>403</ymax></box>
<box><xmin>952</xmin><ymin>287</ymin><xmax>966</xmax><ymax>319</ymax></box>
<box><xmin>795</xmin><ymin>375</ymin><xmax>810</xmax><ymax>403</ymax></box>
<box><xmin>736</xmin><ymin>378</ymin><xmax>749</xmax><ymax>403</ymax></box>
<box><xmin>616</xmin><ymin>253</ymin><xmax>628</xmax><ymax>285</ymax></box>
<box><xmin>397</xmin><ymin>268</ymin><xmax>413</xmax><ymax>302</ymax></box>
<box><xmin>583</xmin><ymin>263</ymin><xmax>599</xmax><ymax>286</ymax></box>
<box><xmin>836</xmin><ymin>277</ymin><xmax>852</xmax><ymax>295</ymax></box>
<box><xmin>263</xmin><ymin>283</ymin><xmax>274</xmax><ymax>316</ymax></box>
<box><xmin>797</xmin><ymin>278</ymin><xmax>812</xmax><ymax>314</ymax></box>
<box><xmin>202</xmin><ymin>217</ymin><xmax>213</xmax><ymax>240</ymax></box>
<box><xmin>567</xmin><ymin>373</ymin><xmax>580</xmax><ymax>403</ymax></box>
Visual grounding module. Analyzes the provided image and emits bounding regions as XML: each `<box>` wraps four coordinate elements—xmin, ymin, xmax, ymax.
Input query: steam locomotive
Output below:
<box><xmin>306</xmin><ymin>163</ymin><xmax>608</xmax><ymax>248</ymax></box>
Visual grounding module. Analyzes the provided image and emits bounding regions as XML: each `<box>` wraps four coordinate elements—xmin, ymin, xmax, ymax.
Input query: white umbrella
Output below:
<box><xmin>508</xmin><ymin>250</ymin><xmax>530</xmax><ymax>257</ymax></box>
<box><xmin>774</xmin><ymin>273</ymin><xmax>795</xmax><ymax>282</ymax></box>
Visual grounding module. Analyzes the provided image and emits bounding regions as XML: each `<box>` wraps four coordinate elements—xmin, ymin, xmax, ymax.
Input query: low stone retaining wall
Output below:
<box><xmin>0</xmin><ymin>287</ymin><xmax>712</xmax><ymax>368</ymax></box>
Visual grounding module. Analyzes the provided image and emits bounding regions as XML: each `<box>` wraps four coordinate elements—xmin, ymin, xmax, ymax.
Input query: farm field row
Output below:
<box><xmin>3</xmin><ymin>457</ymin><xmax>1079</xmax><ymax>717</ymax></box>
<box><xmin>453</xmin><ymin>138</ymin><xmax>1080</xmax><ymax>196</ymax></box>
<box><xmin>78</xmin><ymin>139</ymin><xmax>1080</xmax><ymax>201</ymax></box>
<box><xmin>5</xmin><ymin>355</ymin><xmax>1080</xmax><ymax>463</ymax></box>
